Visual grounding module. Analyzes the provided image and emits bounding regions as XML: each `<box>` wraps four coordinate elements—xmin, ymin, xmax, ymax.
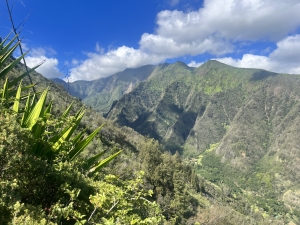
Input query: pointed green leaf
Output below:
<box><xmin>72</xmin><ymin>128</ymin><xmax>87</xmax><ymax>145</ymax></box>
<box><xmin>52</xmin><ymin>109</ymin><xmax>85</xmax><ymax>151</ymax></box>
<box><xmin>23</xmin><ymin>88</ymin><xmax>48</xmax><ymax>129</ymax></box>
<box><xmin>68</xmin><ymin>124</ymin><xmax>104</xmax><ymax>160</ymax></box>
<box><xmin>83</xmin><ymin>151</ymin><xmax>106</xmax><ymax>170</ymax></box>
<box><xmin>89</xmin><ymin>150</ymin><xmax>122</xmax><ymax>173</ymax></box>
<box><xmin>43</xmin><ymin>101</ymin><xmax>52</xmax><ymax>116</ymax></box>
<box><xmin>1</xmin><ymin>78</ymin><xmax>8</xmax><ymax>103</ymax></box>
<box><xmin>21</xmin><ymin>93</ymin><xmax>32</xmax><ymax>126</ymax></box>
<box><xmin>12</xmin><ymin>81</ymin><xmax>22</xmax><ymax>112</ymax></box>
<box><xmin>0</xmin><ymin>33</ymin><xmax>18</xmax><ymax>60</ymax></box>
<box><xmin>8</xmin><ymin>84</ymin><xmax>36</xmax><ymax>99</ymax></box>
<box><xmin>61</xmin><ymin>101</ymin><xmax>74</xmax><ymax>119</ymax></box>
<box><xmin>0</xmin><ymin>51</ymin><xmax>28</xmax><ymax>79</ymax></box>
<box><xmin>74</xmin><ymin>106</ymin><xmax>85</xmax><ymax>119</ymax></box>
<box><xmin>8</xmin><ymin>63</ymin><xmax>40</xmax><ymax>88</ymax></box>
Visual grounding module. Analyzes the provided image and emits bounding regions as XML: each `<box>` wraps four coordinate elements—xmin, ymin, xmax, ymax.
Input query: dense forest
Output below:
<box><xmin>1</xmin><ymin>33</ymin><xmax>298</xmax><ymax>225</ymax></box>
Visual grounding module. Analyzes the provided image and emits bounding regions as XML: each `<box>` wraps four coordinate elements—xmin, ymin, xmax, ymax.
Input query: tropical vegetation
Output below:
<box><xmin>2</xmin><ymin>31</ymin><xmax>296</xmax><ymax>225</ymax></box>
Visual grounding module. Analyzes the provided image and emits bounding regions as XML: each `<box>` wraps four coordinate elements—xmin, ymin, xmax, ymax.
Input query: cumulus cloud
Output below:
<box><xmin>69</xmin><ymin>46</ymin><xmax>165</xmax><ymax>81</ymax></box>
<box><xmin>214</xmin><ymin>35</ymin><xmax>300</xmax><ymax>74</ymax></box>
<box><xmin>25</xmin><ymin>47</ymin><xmax>64</xmax><ymax>79</ymax></box>
<box><xmin>69</xmin><ymin>0</ymin><xmax>300</xmax><ymax>81</ymax></box>
<box><xmin>188</xmin><ymin>61</ymin><xmax>203</xmax><ymax>68</ymax></box>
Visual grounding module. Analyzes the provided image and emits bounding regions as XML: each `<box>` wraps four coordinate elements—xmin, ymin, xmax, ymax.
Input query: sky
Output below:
<box><xmin>1</xmin><ymin>0</ymin><xmax>300</xmax><ymax>81</ymax></box>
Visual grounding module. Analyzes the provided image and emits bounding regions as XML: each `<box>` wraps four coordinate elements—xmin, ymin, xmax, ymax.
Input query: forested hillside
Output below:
<box><xmin>106</xmin><ymin>60</ymin><xmax>300</xmax><ymax>223</ymax></box>
<box><xmin>54</xmin><ymin>58</ymin><xmax>300</xmax><ymax>223</ymax></box>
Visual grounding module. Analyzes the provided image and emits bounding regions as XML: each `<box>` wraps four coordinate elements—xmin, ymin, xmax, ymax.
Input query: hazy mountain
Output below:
<box><xmin>52</xmin><ymin>65</ymin><xmax>155</xmax><ymax>114</ymax></box>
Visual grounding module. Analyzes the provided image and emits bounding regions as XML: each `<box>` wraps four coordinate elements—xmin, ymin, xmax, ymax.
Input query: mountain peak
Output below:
<box><xmin>201</xmin><ymin>60</ymin><xmax>232</xmax><ymax>68</ymax></box>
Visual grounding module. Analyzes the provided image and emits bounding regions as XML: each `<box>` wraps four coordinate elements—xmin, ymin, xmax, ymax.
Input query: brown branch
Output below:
<box><xmin>5</xmin><ymin>0</ymin><xmax>37</xmax><ymax>98</ymax></box>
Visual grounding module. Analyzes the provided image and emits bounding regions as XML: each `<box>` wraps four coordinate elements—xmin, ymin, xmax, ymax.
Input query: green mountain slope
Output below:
<box><xmin>107</xmin><ymin>60</ymin><xmax>300</xmax><ymax>220</ymax></box>
<box><xmin>52</xmin><ymin>65</ymin><xmax>155</xmax><ymax>114</ymax></box>
<box><xmin>41</xmin><ymin>59</ymin><xmax>299</xmax><ymax>223</ymax></box>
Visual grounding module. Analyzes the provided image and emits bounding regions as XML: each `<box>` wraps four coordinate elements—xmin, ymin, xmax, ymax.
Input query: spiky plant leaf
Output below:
<box><xmin>52</xmin><ymin>109</ymin><xmax>85</xmax><ymax>151</ymax></box>
<box><xmin>61</xmin><ymin>101</ymin><xmax>74</xmax><ymax>119</ymax></box>
<box><xmin>12</xmin><ymin>81</ymin><xmax>22</xmax><ymax>112</ymax></box>
<box><xmin>0</xmin><ymin>45</ymin><xmax>26</xmax><ymax>79</ymax></box>
<box><xmin>43</xmin><ymin>100</ymin><xmax>52</xmax><ymax>116</ymax></box>
<box><xmin>23</xmin><ymin>88</ymin><xmax>48</xmax><ymax>129</ymax></box>
<box><xmin>88</xmin><ymin>150</ymin><xmax>122</xmax><ymax>173</ymax></box>
<box><xmin>8</xmin><ymin>63</ymin><xmax>40</xmax><ymax>88</ymax></box>
<box><xmin>1</xmin><ymin>78</ymin><xmax>8</xmax><ymax>103</ymax></box>
<box><xmin>72</xmin><ymin>128</ymin><xmax>87</xmax><ymax>145</ymax></box>
<box><xmin>68</xmin><ymin>124</ymin><xmax>104</xmax><ymax>160</ymax></box>
<box><xmin>21</xmin><ymin>93</ymin><xmax>32</xmax><ymax>126</ymax></box>
<box><xmin>83</xmin><ymin>150</ymin><xmax>106</xmax><ymax>170</ymax></box>
<box><xmin>0</xmin><ymin>32</ymin><xmax>17</xmax><ymax>57</ymax></box>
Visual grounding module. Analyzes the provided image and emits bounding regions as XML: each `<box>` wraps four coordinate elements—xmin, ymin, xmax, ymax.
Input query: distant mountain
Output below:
<box><xmin>52</xmin><ymin>65</ymin><xmax>155</xmax><ymax>114</ymax></box>
<box><xmin>107</xmin><ymin>60</ymin><xmax>300</xmax><ymax>216</ymax></box>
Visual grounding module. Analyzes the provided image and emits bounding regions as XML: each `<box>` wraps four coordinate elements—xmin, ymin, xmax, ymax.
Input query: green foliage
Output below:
<box><xmin>2</xmin><ymin>32</ymin><xmax>294</xmax><ymax>225</ymax></box>
<box><xmin>0</xmin><ymin>33</ymin><xmax>154</xmax><ymax>224</ymax></box>
<box><xmin>88</xmin><ymin>171</ymin><xmax>164</xmax><ymax>224</ymax></box>
<box><xmin>103</xmin><ymin>58</ymin><xmax>300</xmax><ymax>223</ymax></box>
<box><xmin>138</xmin><ymin>139</ymin><xmax>199</xmax><ymax>224</ymax></box>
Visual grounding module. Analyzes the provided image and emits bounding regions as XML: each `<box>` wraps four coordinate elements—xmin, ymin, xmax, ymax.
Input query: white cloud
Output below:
<box><xmin>25</xmin><ymin>47</ymin><xmax>63</xmax><ymax>79</ymax></box>
<box><xmin>26</xmin><ymin>55</ymin><xmax>63</xmax><ymax>79</ymax></box>
<box><xmin>188</xmin><ymin>61</ymin><xmax>203</xmax><ymax>68</ymax></box>
<box><xmin>72</xmin><ymin>59</ymin><xmax>79</xmax><ymax>65</ymax></box>
<box><xmin>269</xmin><ymin>35</ymin><xmax>300</xmax><ymax>63</ymax></box>
<box><xmin>213</xmin><ymin>35</ymin><xmax>300</xmax><ymax>74</ymax></box>
<box><xmin>69</xmin><ymin>46</ymin><xmax>165</xmax><ymax>81</ymax></box>
<box><xmin>29</xmin><ymin>47</ymin><xmax>57</xmax><ymax>57</ymax></box>
<box><xmin>69</xmin><ymin>0</ymin><xmax>300</xmax><ymax>81</ymax></box>
<box><xmin>95</xmin><ymin>42</ymin><xmax>104</xmax><ymax>54</ymax></box>
<box><xmin>157</xmin><ymin>1</ymin><xmax>299</xmax><ymax>41</ymax></box>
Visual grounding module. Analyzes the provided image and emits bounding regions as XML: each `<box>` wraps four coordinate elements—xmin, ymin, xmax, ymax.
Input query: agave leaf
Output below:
<box><xmin>21</xmin><ymin>93</ymin><xmax>32</xmax><ymax>126</ymax></box>
<box><xmin>12</xmin><ymin>81</ymin><xmax>22</xmax><ymax>113</ymax></box>
<box><xmin>8</xmin><ymin>63</ymin><xmax>40</xmax><ymax>88</ymax></box>
<box><xmin>23</xmin><ymin>88</ymin><xmax>48</xmax><ymax>129</ymax></box>
<box><xmin>88</xmin><ymin>150</ymin><xmax>122</xmax><ymax>173</ymax></box>
<box><xmin>64</xmin><ymin>109</ymin><xmax>85</xmax><ymax>141</ymax></box>
<box><xmin>61</xmin><ymin>101</ymin><xmax>74</xmax><ymax>119</ymax></box>
<box><xmin>83</xmin><ymin>151</ymin><xmax>106</xmax><ymax>170</ymax></box>
<box><xmin>1</xmin><ymin>78</ymin><xmax>9</xmax><ymax>103</ymax></box>
<box><xmin>29</xmin><ymin>94</ymin><xmax>36</xmax><ymax>111</ymax></box>
<box><xmin>68</xmin><ymin>124</ymin><xmax>104</xmax><ymax>160</ymax></box>
<box><xmin>0</xmin><ymin>50</ymin><xmax>28</xmax><ymax>79</ymax></box>
<box><xmin>72</xmin><ymin>128</ymin><xmax>87</xmax><ymax>145</ymax></box>
<box><xmin>32</xmin><ymin>121</ymin><xmax>44</xmax><ymax>141</ymax></box>
<box><xmin>31</xmin><ymin>122</ymin><xmax>47</xmax><ymax>155</ymax></box>
<box><xmin>74</xmin><ymin>106</ymin><xmax>85</xmax><ymax>119</ymax></box>
<box><xmin>8</xmin><ymin>84</ymin><xmax>36</xmax><ymax>98</ymax></box>
<box><xmin>43</xmin><ymin>100</ymin><xmax>53</xmax><ymax>116</ymax></box>
<box><xmin>0</xmin><ymin>32</ymin><xmax>18</xmax><ymax>58</ymax></box>
<box><xmin>52</xmin><ymin>109</ymin><xmax>85</xmax><ymax>151</ymax></box>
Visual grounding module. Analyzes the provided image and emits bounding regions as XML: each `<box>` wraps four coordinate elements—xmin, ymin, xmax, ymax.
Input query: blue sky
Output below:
<box><xmin>1</xmin><ymin>0</ymin><xmax>300</xmax><ymax>81</ymax></box>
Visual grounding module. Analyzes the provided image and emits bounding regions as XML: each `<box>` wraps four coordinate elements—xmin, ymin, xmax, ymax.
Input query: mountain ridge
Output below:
<box><xmin>104</xmin><ymin>60</ymin><xmax>300</xmax><ymax>217</ymax></box>
<box><xmin>46</xmin><ymin>60</ymin><xmax>300</xmax><ymax>222</ymax></box>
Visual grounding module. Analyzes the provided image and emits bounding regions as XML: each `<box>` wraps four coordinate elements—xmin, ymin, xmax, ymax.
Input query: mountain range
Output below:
<box><xmin>53</xmin><ymin>60</ymin><xmax>300</xmax><ymax>221</ymax></box>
